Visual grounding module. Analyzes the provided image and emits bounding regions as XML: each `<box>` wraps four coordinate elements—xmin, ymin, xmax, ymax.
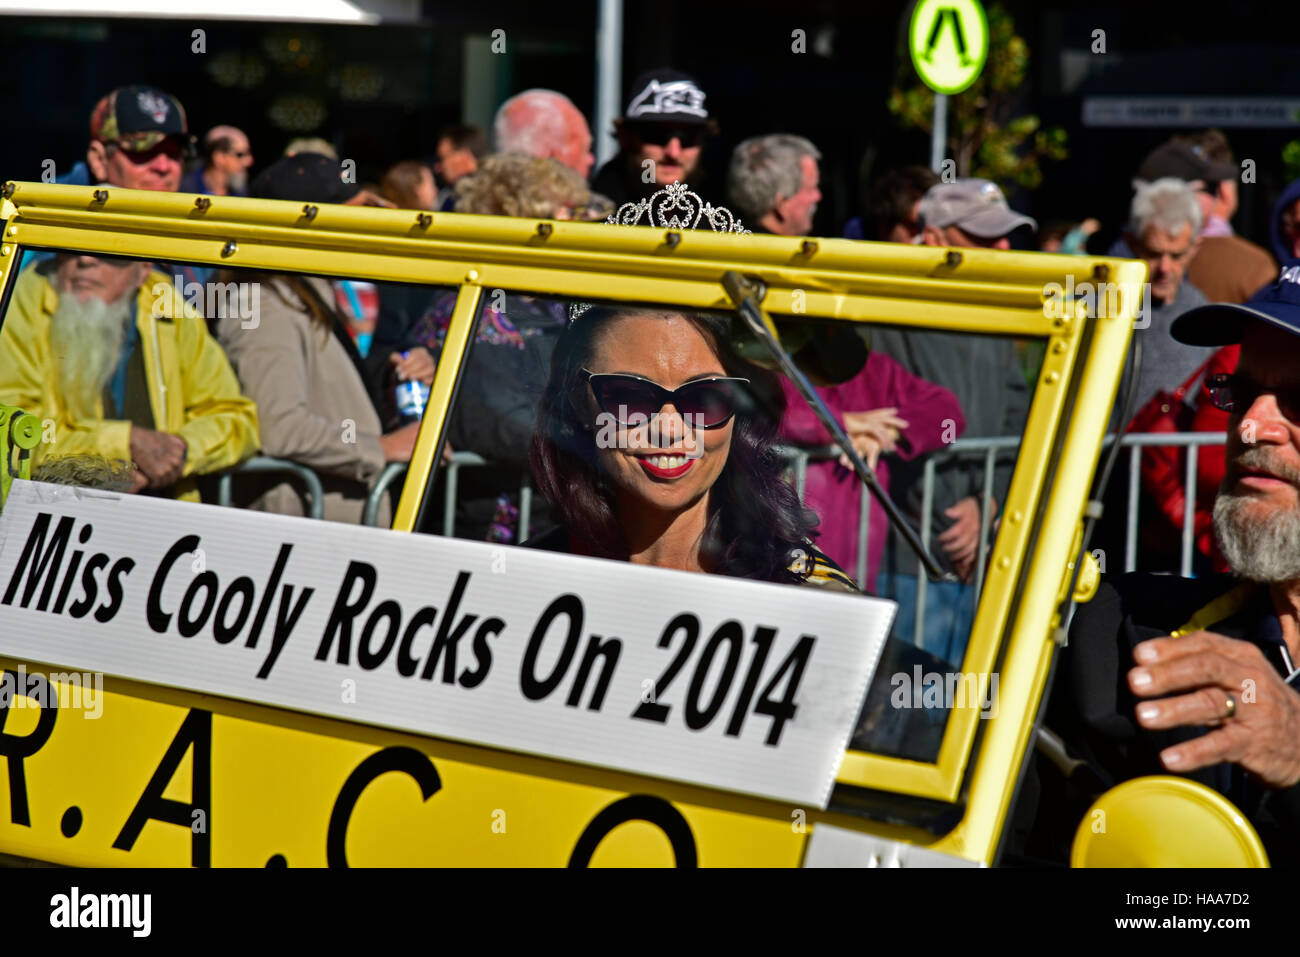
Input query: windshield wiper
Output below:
<box><xmin>722</xmin><ymin>271</ymin><xmax>956</xmax><ymax>584</ymax></box>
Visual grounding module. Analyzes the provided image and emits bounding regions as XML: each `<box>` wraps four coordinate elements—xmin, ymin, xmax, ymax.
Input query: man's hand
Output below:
<box><xmin>379</xmin><ymin>422</ymin><xmax>421</xmax><ymax>462</ymax></box>
<box><xmin>843</xmin><ymin>408</ymin><xmax>908</xmax><ymax>452</ymax></box>
<box><xmin>129</xmin><ymin>427</ymin><xmax>187</xmax><ymax>488</ymax></box>
<box><xmin>343</xmin><ymin>189</ymin><xmax>396</xmax><ymax>208</ymax></box>
<box><xmin>1129</xmin><ymin>631</ymin><xmax>1300</xmax><ymax>789</ymax></box>
<box><xmin>127</xmin><ymin>467</ymin><xmax>149</xmax><ymax>494</ymax></box>
<box><xmin>838</xmin><ymin>432</ymin><xmax>883</xmax><ymax>471</ymax></box>
<box><xmin>390</xmin><ymin>347</ymin><xmax>435</xmax><ymax>386</ymax></box>
<box><xmin>938</xmin><ymin>495</ymin><xmax>991</xmax><ymax>580</ymax></box>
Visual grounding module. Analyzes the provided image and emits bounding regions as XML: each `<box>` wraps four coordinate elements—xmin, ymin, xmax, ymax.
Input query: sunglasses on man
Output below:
<box><xmin>1207</xmin><ymin>372</ymin><xmax>1300</xmax><ymax>421</ymax></box>
<box><xmin>106</xmin><ymin>135</ymin><xmax>194</xmax><ymax>165</ymax></box>
<box><xmin>628</xmin><ymin>124</ymin><xmax>706</xmax><ymax>149</ymax></box>
<box><xmin>580</xmin><ymin>370</ymin><xmax>751</xmax><ymax>429</ymax></box>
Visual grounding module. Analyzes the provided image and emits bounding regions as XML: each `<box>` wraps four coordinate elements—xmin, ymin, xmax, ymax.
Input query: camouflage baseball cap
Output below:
<box><xmin>90</xmin><ymin>85</ymin><xmax>188</xmax><ymax>152</ymax></box>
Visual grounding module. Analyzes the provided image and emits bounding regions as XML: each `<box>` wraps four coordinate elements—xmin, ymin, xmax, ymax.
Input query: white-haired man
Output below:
<box><xmin>0</xmin><ymin>254</ymin><xmax>259</xmax><ymax>500</ymax></box>
<box><xmin>725</xmin><ymin>134</ymin><xmax>823</xmax><ymax>237</ymax></box>
<box><xmin>1116</xmin><ymin>176</ymin><xmax>1217</xmax><ymax>415</ymax></box>
<box><xmin>492</xmin><ymin>89</ymin><xmax>594</xmax><ymax>179</ymax></box>
<box><xmin>1049</xmin><ymin>269</ymin><xmax>1300</xmax><ymax>864</ymax></box>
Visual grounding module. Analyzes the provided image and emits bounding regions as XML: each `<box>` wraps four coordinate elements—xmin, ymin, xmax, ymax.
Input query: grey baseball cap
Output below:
<box><xmin>919</xmin><ymin>178</ymin><xmax>1037</xmax><ymax>239</ymax></box>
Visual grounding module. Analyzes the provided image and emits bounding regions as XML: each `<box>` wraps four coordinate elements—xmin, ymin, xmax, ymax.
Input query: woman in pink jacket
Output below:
<box><xmin>779</xmin><ymin>351</ymin><xmax>965</xmax><ymax>592</ymax></box>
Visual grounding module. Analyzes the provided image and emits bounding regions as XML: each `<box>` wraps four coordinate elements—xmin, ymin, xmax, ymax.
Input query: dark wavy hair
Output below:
<box><xmin>529</xmin><ymin>305</ymin><xmax>819</xmax><ymax>583</ymax></box>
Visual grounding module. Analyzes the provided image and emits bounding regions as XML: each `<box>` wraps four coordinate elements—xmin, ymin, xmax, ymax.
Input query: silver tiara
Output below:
<box><xmin>568</xmin><ymin>181</ymin><xmax>748</xmax><ymax>322</ymax></box>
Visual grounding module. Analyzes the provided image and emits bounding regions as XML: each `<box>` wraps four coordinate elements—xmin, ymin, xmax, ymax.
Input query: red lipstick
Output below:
<box><xmin>638</xmin><ymin>456</ymin><xmax>694</xmax><ymax>479</ymax></box>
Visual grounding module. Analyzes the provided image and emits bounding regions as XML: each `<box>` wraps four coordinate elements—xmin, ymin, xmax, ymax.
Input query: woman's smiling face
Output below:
<box><xmin>584</xmin><ymin>313</ymin><xmax>735</xmax><ymax>516</ymax></box>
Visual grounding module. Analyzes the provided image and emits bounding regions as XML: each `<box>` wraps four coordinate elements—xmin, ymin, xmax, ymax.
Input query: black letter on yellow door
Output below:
<box><xmin>327</xmin><ymin>747</ymin><xmax>441</xmax><ymax>867</ymax></box>
<box><xmin>113</xmin><ymin>709</ymin><xmax>212</xmax><ymax>867</ymax></box>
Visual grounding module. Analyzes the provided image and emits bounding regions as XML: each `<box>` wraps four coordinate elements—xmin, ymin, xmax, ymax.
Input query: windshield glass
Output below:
<box><xmin>0</xmin><ymin>247</ymin><xmax>454</xmax><ymax>529</ymax></box>
<box><xmin>414</xmin><ymin>292</ymin><xmax>1040</xmax><ymax>763</ymax></box>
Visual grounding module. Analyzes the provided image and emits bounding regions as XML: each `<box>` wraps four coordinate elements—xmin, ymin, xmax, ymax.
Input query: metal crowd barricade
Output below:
<box><xmin>342</xmin><ymin>433</ymin><xmax>1226</xmax><ymax>634</ymax></box>
<box><xmin>216</xmin><ymin>455</ymin><xmax>326</xmax><ymax>520</ymax></box>
<box><xmin>363</xmin><ymin>461</ymin><xmax>409</xmax><ymax>527</ymax></box>
<box><xmin>432</xmin><ymin>450</ymin><xmax>532</xmax><ymax>538</ymax></box>
<box><xmin>777</xmin><ymin>431</ymin><xmax>1228</xmax><ymax>651</ymax></box>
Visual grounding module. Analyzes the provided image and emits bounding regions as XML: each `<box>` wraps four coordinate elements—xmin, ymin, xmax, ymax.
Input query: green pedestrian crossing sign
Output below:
<box><xmin>909</xmin><ymin>0</ymin><xmax>989</xmax><ymax>95</ymax></box>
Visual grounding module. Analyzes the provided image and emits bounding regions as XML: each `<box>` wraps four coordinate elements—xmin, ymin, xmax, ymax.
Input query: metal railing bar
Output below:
<box><xmin>917</xmin><ymin>456</ymin><xmax>936</xmax><ymax>646</ymax></box>
<box><xmin>217</xmin><ymin>455</ymin><xmax>326</xmax><ymax>520</ymax></box>
<box><xmin>362</xmin><ymin>462</ymin><xmax>409</xmax><ymax>527</ymax></box>
<box><xmin>975</xmin><ymin>445</ymin><xmax>996</xmax><ymax>604</ymax></box>
<box><xmin>1125</xmin><ymin>444</ymin><xmax>1141</xmax><ymax>574</ymax></box>
<box><xmin>1181</xmin><ymin>442</ymin><xmax>1199</xmax><ymax>578</ymax></box>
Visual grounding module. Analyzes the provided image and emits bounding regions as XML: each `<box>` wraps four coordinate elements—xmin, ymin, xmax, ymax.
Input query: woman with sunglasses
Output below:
<box><xmin>527</xmin><ymin>304</ymin><xmax>855</xmax><ymax>589</ymax></box>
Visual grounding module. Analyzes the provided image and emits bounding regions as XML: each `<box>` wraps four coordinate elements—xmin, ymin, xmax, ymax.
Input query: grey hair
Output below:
<box><xmin>493</xmin><ymin>89</ymin><xmax>578</xmax><ymax>157</ymax></box>
<box><xmin>726</xmin><ymin>134</ymin><xmax>821</xmax><ymax>224</ymax></box>
<box><xmin>1214</xmin><ymin>492</ymin><xmax>1300</xmax><ymax>583</ymax></box>
<box><xmin>1128</xmin><ymin>177</ymin><xmax>1203</xmax><ymax>238</ymax></box>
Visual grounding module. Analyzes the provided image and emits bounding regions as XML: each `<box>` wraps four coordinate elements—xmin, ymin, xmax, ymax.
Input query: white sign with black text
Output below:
<box><xmin>0</xmin><ymin>481</ymin><xmax>893</xmax><ymax>808</ymax></box>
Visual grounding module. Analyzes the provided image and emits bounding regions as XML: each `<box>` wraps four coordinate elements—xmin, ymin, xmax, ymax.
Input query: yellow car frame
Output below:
<box><xmin>0</xmin><ymin>180</ymin><xmax>1231</xmax><ymax>867</ymax></box>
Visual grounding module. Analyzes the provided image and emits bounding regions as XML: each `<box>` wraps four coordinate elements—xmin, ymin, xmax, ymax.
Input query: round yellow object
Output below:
<box><xmin>1071</xmin><ymin>775</ymin><xmax>1268</xmax><ymax>867</ymax></box>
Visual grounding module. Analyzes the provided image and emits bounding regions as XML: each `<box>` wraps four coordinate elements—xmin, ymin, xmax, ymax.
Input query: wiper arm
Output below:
<box><xmin>722</xmin><ymin>271</ymin><xmax>956</xmax><ymax>584</ymax></box>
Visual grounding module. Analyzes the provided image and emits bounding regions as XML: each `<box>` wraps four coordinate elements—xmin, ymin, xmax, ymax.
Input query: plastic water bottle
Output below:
<box><xmin>394</xmin><ymin>351</ymin><xmax>431</xmax><ymax>424</ymax></box>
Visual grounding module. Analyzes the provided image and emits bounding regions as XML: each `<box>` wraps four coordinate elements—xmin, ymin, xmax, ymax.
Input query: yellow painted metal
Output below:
<box><xmin>1073</xmin><ymin>547</ymin><xmax>1101</xmax><ymax>603</ymax></box>
<box><xmin>1071</xmin><ymin>776</ymin><xmax>1268</xmax><ymax>867</ymax></box>
<box><xmin>0</xmin><ymin>181</ymin><xmax>1171</xmax><ymax>866</ymax></box>
<box><xmin>392</xmin><ymin>284</ymin><xmax>481</xmax><ymax>533</ymax></box>
<box><xmin>0</xmin><ymin>658</ymin><xmax>810</xmax><ymax>867</ymax></box>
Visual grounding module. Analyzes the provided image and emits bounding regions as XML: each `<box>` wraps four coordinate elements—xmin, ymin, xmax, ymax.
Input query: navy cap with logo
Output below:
<box><xmin>622</xmin><ymin>68</ymin><xmax>711</xmax><ymax>126</ymax></box>
<box><xmin>1172</xmin><ymin>265</ymin><xmax>1300</xmax><ymax>346</ymax></box>
<box><xmin>89</xmin><ymin>85</ymin><xmax>188</xmax><ymax>152</ymax></box>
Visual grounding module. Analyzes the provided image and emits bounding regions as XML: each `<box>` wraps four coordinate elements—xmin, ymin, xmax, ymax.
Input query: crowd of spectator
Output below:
<box><xmin>4</xmin><ymin>72</ymin><xmax>1299</xmax><ymax>670</ymax></box>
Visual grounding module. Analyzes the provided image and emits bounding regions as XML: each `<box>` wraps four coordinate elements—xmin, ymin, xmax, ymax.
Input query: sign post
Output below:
<box><xmin>909</xmin><ymin>0</ymin><xmax>989</xmax><ymax>175</ymax></box>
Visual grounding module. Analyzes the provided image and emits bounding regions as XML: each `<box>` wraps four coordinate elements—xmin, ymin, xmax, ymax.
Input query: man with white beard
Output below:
<box><xmin>0</xmin><ymin>253</ymin><xmax>258</xmax><ymax>501</ymax></box>
<box><xmin>1039</xmin><ymin>268</ymin><xmax>1300</xmax><ymax>864</ymax></box>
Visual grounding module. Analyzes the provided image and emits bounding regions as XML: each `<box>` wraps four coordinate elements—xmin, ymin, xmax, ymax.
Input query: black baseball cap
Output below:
<box><xmin>1172</xmin><ymin>265</ymin><xmax>1300</xmax><ymax>345</ymax></box>
<box><xmin>622</xmin><ymin>68</ymin><xmax>711</xmax><ymax>126</ymax></box>
<box><xmin>250</xmin><ymin>153</ymin><xmax>359</xmax><ymax>205</ymax></box>
<box><xmin>1137</xmin><ymin>141</ymin><xmax>1237</xmax><ymax>185</ymax></box>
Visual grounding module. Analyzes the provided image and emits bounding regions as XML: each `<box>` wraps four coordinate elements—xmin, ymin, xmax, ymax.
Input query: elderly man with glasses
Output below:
<box><xmin>24</xmin><ymin>86</ymin><xmax>214</xmax><ymax>286</ymax></box>
<box><xmin>1032</xmin><ymin>269</ymin><xmax>1300</xmax><ymax>865</ymax></box>
<box><xmin>84</xmin><ymin>85</ymin><xmax>192</xmax><ymax>193</ymax></box>
<box><xmin>180</xmin><ymin>125</ymin><xmax>255</xmax><ymax>197</ymax></box>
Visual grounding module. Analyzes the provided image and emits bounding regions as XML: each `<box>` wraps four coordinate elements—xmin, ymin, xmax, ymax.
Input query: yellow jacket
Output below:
<box><xmin>0</xmin><ymin>265</ymin><xmax>260</xmax><ymax>501</ymax></box>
